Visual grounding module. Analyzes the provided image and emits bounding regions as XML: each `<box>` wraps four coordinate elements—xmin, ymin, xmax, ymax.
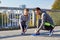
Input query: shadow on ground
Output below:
<box><xmin>0</xmin><ymin>30</ymin><xmax>60</xmax><ymax>39</ymax></box>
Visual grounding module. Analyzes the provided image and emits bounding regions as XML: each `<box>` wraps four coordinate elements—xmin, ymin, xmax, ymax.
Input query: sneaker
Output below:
<box><xmin>32</xmin><ymin>33</ymin><xmax>40</xmax><ymax>36</ymax></box>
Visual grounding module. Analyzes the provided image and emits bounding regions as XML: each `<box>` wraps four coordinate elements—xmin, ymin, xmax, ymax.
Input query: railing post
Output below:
<box><xmin>2</xmin><ymin>13</ymin><xmax>3</xmax><ymax>28</ymax></box>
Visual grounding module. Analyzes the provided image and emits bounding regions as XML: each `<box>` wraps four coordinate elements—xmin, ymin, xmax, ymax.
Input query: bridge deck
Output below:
<box><xmin>0</xmin><ymin>26</ymin><xmax>60</xmax><ymax>40</ymax></box>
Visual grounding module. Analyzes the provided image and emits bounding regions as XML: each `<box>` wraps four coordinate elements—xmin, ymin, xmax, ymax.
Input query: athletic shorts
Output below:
<box><xmin>42</xmin><ymin>22</ymin><xmax>54</xmax><ymax>30</ymax></box>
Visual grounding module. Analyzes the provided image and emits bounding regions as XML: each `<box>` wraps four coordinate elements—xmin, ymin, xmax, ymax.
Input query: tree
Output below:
<box><xmin>52</xmin><ymin>0</ymin><xmax>60</xmax><ymax>10</ymax></box>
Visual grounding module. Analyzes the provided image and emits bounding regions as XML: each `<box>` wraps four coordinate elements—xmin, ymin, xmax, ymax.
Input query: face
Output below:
<box><xmin>35</xmin><ymin>10</ymin><xmax>41</xmax><ymax>15</ymax></box>
<box><xmin>24</xmin><ymin>9</ymin><xmax>29</xmax><ymax>15</ymax></box>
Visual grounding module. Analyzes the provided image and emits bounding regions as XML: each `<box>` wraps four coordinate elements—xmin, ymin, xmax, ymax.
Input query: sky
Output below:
<box><xmin>0</xmin><ymin>0</ymin><xmax>55</xmax><ymax>9</ymax></box>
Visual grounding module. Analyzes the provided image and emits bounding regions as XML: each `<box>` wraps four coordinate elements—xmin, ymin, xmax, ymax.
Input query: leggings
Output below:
<box><xmin>21</xmin><ymin>21</ymin><xmax>27</xmax><ymax>31</ymax></box>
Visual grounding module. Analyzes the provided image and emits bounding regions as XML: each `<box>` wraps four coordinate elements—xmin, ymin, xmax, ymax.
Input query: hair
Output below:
<box><xmin>24</xmin><ymin>8</ymin><xmax>29</xmax><ymax>11</ymax></box>
<box><xmin>35</xmin><ymin>7</ymin><xmax>41</xmax><ymax>11</ymax></box>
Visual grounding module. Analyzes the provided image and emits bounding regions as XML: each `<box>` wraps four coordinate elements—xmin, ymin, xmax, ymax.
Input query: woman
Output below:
<box><xmin>19</xmin><ymin>8</ymin><xmax>30</xmax><ymax>35</ymax></box>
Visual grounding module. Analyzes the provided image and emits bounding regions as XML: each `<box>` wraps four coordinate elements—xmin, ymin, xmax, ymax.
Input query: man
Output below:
<box><xmin>19</xmin><ymin>8</ymin><xmax>30</xmax><ymax>35</ymax></box>
<box><xmin>34</xmin><ymin>7</ymin><xmax>54</xmax><ymax>36</ymax></box>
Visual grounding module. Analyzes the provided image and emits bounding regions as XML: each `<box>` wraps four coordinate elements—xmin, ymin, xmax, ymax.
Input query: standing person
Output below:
<box><xmin>19</xmin><ymin>8</ymin><xmax>30</xmax><ymax>35</ymax></box>
<box><xmin>34</xmin><ymin>7</ymin><xmax>54</xmax><ymax>36</ymax></box>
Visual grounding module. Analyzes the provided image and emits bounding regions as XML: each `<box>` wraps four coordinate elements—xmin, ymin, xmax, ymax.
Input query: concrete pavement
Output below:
<box><xmin>0</xmin><ymin>26</ymin><xmax>60</xmax><ymax>40</ymax></box>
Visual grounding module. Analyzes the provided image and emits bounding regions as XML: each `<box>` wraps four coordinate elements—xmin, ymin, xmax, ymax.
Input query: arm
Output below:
<box><xmin>19</xmin><ymin>15</ymin><xmax>22</xmax><ymax>29</ymax></box>
<box><xmin>36</xmin><ymin>13</ymin><xmax>45</xmax><ymax>32</ymax></box>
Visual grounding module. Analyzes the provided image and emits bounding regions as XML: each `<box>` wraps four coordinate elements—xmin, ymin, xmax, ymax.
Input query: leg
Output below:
<box><xmin>25</xmin><ymin>23</ymin><xmax>28</xmax><ymax>32</ymax></box>
<box><xmin>24</xmin><ymin>25</ymin><xmax>27</xmax><ymax>32</ymax></box>
<box><xmin>49</xmin><ymin>29</ymin><xmax>53</xmax><ymax>36</ymax></box>
<box><xmin>21</xmin><ymin>25</ymin><xmax>25</xmax><ymax>35</ymax></box>
<box><xmin>49</xmin><ymin>25</ymin><xmax>54</xmax><ymax>36</ymax></box>
<box><xmin>21</xmin><ymin>21</ymin><xmax>26</xmax><ymax>35</ymax></box>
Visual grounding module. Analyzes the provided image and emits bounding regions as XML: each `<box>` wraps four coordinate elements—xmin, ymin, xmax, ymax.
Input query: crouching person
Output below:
<box><xmin>34</xmin><ymin>7</ymin><xmax>55</xmax><ymax>36</ymax></box>
<box><xmin>19</xmin><ymin>8</ymin><xmax>30</xmax><ymax>35</ymax></box>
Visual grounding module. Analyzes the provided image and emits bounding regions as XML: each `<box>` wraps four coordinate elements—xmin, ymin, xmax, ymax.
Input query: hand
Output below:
<box><xmin>34</xmin><ymin>30</ymin><xmax>39</xmax><ymax>34</ymax></box>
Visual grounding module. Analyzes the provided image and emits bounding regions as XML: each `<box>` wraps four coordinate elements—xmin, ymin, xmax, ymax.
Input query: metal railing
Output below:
<box><xmin>0</xmin><ymin>7</ymin><xmax>60</xmax><ymax>30</ymax></box>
